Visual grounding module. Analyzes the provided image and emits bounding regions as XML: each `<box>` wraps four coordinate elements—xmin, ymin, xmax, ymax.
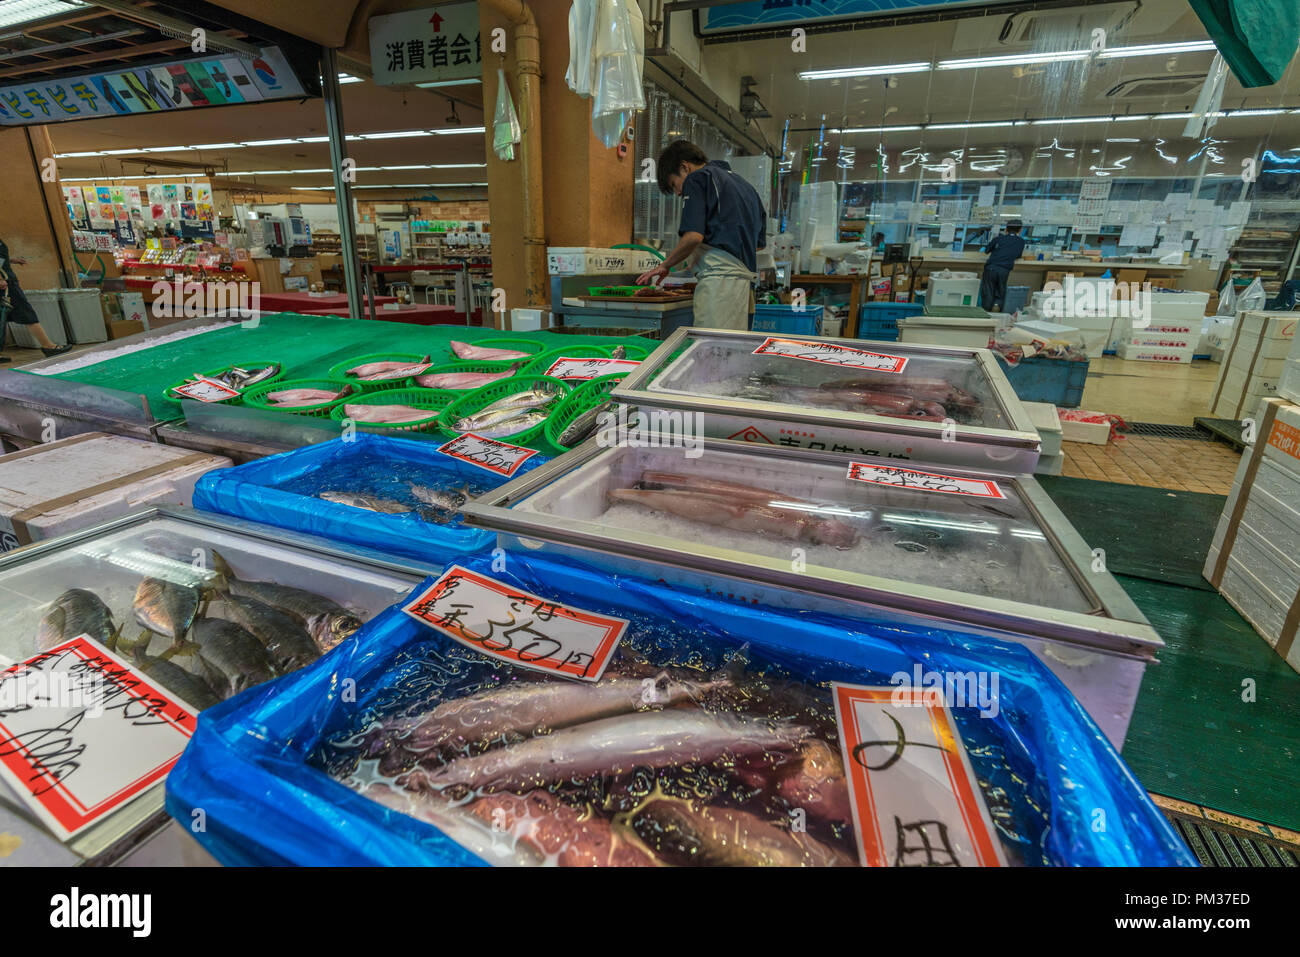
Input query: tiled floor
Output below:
<box><xmin>1061</xmin><ymin>434</ymin><xmax>1240</xmax><ymax>492</ymax></box>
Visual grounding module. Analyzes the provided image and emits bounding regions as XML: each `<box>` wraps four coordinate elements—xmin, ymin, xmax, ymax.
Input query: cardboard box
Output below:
<box><xmin>1115</xmin><ymin>268</ymin><xmax>1147</xmax><ymax>291</ymax></box>
<box><xmin>107</xmin><ymin>319</ymin><xmax>145</xmax><ymax>339</ymax></box>
<box><xmin>1148</xmin><ymin>277</ymin><xmax>1178</xmax><ymax>290</ymax></box>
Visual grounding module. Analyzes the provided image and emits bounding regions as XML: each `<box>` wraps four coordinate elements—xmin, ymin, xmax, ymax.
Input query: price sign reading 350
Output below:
<box><xmin>402</xmin><ymin>566</ymin><xmax>628</xmax><ymax>681</ymax></box>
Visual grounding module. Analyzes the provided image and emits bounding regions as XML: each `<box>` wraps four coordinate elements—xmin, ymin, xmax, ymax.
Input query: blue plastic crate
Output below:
<box><xmin>995</xmin><ymin>354</ymin><xmax>1090</xmax><ymax>408</ymax></box>
<box><xmin>1003</xmin><ymin>285</ymin><xmax>1030</xmax><ymax>315</ymax></box>
<box><xmin>857</xmin><ymin>301</ymin><xmax>923</xmax><ymax>341</ymax></box>
<box><xmin>751</xmin><ymin>303</ymin><xmax>824</xmax><ymax>336</ymax></box>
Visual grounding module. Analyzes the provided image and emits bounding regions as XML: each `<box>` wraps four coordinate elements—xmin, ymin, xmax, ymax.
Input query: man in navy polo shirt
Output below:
<box><xmin>979</xmin><ymin>219</ymin><xmax>1026</xmax><ymax>312</ymax></box>
<box><xmin>636</xmin><ymin>140</ymin><xmax>766</xmax><ymax>330</ymax></box>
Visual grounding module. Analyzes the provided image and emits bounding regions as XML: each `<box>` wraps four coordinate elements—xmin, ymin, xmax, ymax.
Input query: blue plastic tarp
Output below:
<box><xmin>192</xmin><ymin>433</ymin><xmax>543</xmax><ymax>565</ymax></box>
<box><xmin>165</xmin><ymin>549</ymin><xmax>1195</xmax><ymax>867</ymax></box>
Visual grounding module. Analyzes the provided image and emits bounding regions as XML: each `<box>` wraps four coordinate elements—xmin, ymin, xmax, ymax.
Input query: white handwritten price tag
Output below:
<box><xmin>173</xmin><ymin>375</ymin><xmax>240</xmax><ymax>403</ymax></box>
<box><xmin>0</xmin><ymin>635</ymin><xmax>197</xmax><ymax>840</ymax></box>
<box><xmin>847</xmin><ymin>462</ymin><xmax>1006</xmax><ymax>499</ymax></box>
<box><xmin>753</xmin><ymin>336</ymin><xmax>909</xmax><ymax>373</ymax></box>
<box><xmin>403</xmin><ymin>566</ymin><xmax>628</xmax><ymax>681</ymax></box>
<box><xmin>438</xmin><ymin>432</ymin><xmax>539</xmax><ymax>477</ymax></box>
<box><xmin>832</xmin><ymin>683</ymin><xmax>1005</xmax><ymax>867</ymax></box>
<box><xmin>542</xmin><ymin>357</ymin><xmax>641</xmax><ymax>380</ymax></box>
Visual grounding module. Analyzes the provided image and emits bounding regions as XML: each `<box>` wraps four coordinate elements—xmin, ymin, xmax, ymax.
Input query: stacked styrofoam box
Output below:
<box><xmin>1209</xmin><ymin>311</ymin><xmax>1298</xmax><ymax>420</ymax></box>
<box><xmin>1022</xmin><ymin>401</ymin><xmax>1064</xmax><ymax>475</ymax></box>
<box><xmin>1116</xmin><ymin>290</ymin><xmax>1204</xmax><ymax>363</ymax></box>
<box><xmin>1027</xmin><ymin>290</ymin><xmax>1117</xmax><ymax>357</ymax></box>
<box><xmin>1203</xmin><ymin>396</ymin><xmax>1300</xmax><ymax>672</ymax></box>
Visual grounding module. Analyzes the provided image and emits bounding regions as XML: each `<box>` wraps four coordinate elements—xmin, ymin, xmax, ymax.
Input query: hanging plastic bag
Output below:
<box><xmin>590</xmin><ymin>0</ymin><xmax>645</xmax><ymax>148</ymax></box>
<box><xmin>1237</xmin><ymin>276</ymin><xmax>1266</xmax><ymax>313</ymax></box>
<box><xmin>566</xmin><ymin>0</ymin><xmax>597</xmax><ymax>96</ymax></box>
<box><xmin>492</xmin><ymin>68</ymin><xmax>522</xmax><ymax>162</ymax></box>
<box><xmin>1216</xmin><ymin>278</ymin><xmax>1237</xmax><ymax>316</ymax></box>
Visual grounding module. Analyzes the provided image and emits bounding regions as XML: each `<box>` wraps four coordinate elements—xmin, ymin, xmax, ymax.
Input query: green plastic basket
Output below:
<box><xmin>620</xmin><ymin>343</ymin><xmax>652</xmax><ymax>360</ymax></box>
<box><xmin>241</xmin><ymin>377</ymin><xmax>356</xmax><ymax>418</ymax></box>
<box><xmin>438</xmin><ymin>374</ymin><xmax>571</xmax><ymax>446</ymax></box>
<box><xmin>412</xmin><ymin>359</ymin><xmax>528</xmax><ymax>390</ymax></box>
<box><xmin>165</xmin><ymin>360</ymin><xmax>283</xmax><ymax>403</ymax></box>
<box><xmin>330</xmin><ymin>387</ymin><xmax>457</xmax><ymax>434</ymax></box>
<box><xmin>328</xmin><ymin>352</ymin><xmax>434</xmax><ymax>392</ymax></box>
<box><xmin>447</xmin><ymin>337</ymin><xmax>547</xmax><ymax>363</ymax></box>
<box><xmin>544</xmin><ymin>373</ymin><xmax>627</xmax><ymax>451</ymax></box>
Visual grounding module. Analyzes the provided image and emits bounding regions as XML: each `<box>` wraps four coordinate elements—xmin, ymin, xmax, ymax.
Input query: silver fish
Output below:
<box><xmin>631</xmin><ymin>800</ymin><xmax>855</xmax><ymax>867</ymax></box>
<box><xmin>189</xmin><ymin>618</ymin><xmax>277</xmax><ymax>697</ymax></box>
<box><xmin>305</xmin><ymin>610</ymin><xmax>362</xmax><ymax>654</ymax></box>
<box><xmin>475</xmin><ymin>387</ymin><xmax>563</xmax><ymax>417</ymax></box>
<box><xmin>319</xmin><ymin>490</ymin><xmax>413</xmax><ymax>513</ymax></box>
<box><xmin>133</xmin><ymin>577</ymin><xmax>201</xmax><ymax>640</ymax></box>
<box><xmin>410</xmin><ymin>484</ymin><xmax>469</xmax><ymax>512</ymax></box>
<box><xmin>557</xmin><ymin>401</ymin><xmax>612</xmax><ymax>447</ymax></box>
<box><xmin>403</xmin><ymin>709</ymin><xmax>810</xmax><ymax>794</ymax></box>
<box><xmin>215</xmin><ymin>593</ymin><xmax>321</xmax><ymax>672</ymax></box>
<box><xmin>37</xmin><ymin>589</ymin><xmax>119</xmax><ymax>653</ymax></box>
<box><xmin>453</xmin><ymin>409</ymin><xmax>547</xmax><ymax>439</ymax></box>
<box><xmin>371</xmin><ymin>671</ymin><xmax>726</xmax><ymax>756</ymax></box>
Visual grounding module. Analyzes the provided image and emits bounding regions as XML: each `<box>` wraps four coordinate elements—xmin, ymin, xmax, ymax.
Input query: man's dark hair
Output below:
<box><xmin>656</xmin><ymin>140</ymin><xmax>709</xmax><ymax>194</ymax></box>
<box><xmin>1006</xmin><ymin>220</ymin><xmax>1023</xmax><ymax>234</ymax></box>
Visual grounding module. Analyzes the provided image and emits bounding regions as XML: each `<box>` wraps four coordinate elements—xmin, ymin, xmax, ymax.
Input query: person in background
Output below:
<box><xmin>979</xmin><ymin>219</ymin><xmax>1026</xmax><ymax>312</ymax></box>
<box><xmin>637</xmin><ymin>140</ymin><xmax>766</xmax><ymax>330</ymax></box>
<box><xmin>0</xmin><ymin>237</ymin><xmax>71</xmax><ymax>362</ymax></box>
<box><xmin>872</xmin><ymin>232</ymin><xmax>886</xmax><ymax>252</ymax></box>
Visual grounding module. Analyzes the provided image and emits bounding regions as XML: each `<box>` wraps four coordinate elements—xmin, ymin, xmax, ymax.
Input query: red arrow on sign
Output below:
<box><xmin>430</xmin><ymin>11</ymin><xmax>444</xmax><ymax>32</ymax></box>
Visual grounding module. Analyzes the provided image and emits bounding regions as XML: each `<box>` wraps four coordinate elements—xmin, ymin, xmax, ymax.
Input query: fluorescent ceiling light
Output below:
<box><xmin>938</xmin><ymin>50</ymin><xmax>1089</xmax><ymax>70</ymax></box>
<box><xmin>55</xmin><ymin>151</ymin><xmax>103</xmax><ymax>158</ymax></box>
<box><xmin>241</xmin><ymin>138</ymin><xmax>299</xmax><ymax>146</ymax></box>
<box><xmin>800</xmin><ymin>62</ymin><xmax>929</xmax><ymax>80</ymax></box>
<box><xmin>192</xmin><ymin>143</ymin><xmax>243</xmax><ymax>149</ymax></box>
<box><xmin>1112</xmin><ymin>114</ymin><xmax>1154</xmax><ymax>122</ymax></box>
<box><xmin>415</xmin><ymin>78</ymin><xmax>483</xmax><ymax>88</ymax></box>
<box><xmin>98</xmin><ymin>148</ymin><xmax>143</xmax><ymax>155</ymax></box>
<box><xmin>834</xmin><ymin>125</ymin><xmax>921</xmax><ymax>134</ymax></box>
<box><xmin>1107</xmin><ymin>137</ymin><xmax>1140</xmax><ymax>142</ymax></box>
<box><xmin>0</xmin><ymin>0</ymin><xmax>87</xmax><ymax>30</ymax></box>
<box><xmin>433</xmin><ymin>126</ymin><xmax>485</xmax><ymax>135</ymax></box>
<box><xmin>297</xmin><ymin>136</ymin><xmax>330</xmax><ymax>143</ymax></box>
<box><xmin>927</xmin><ymin>121</ymin><xmax>1018</xmax><ymax>130</ymax></box>
<box><xmin>337</xmin><ymin>74</ymin><xmax>363</xmax><ymax>84</ymax></box>
<box><xmin>1224</xmin><ymin>108</ymin><xmax>1285</xmax><ymax>117</ymax></box>
<box><xmin>1097</xmin><ymin>40</ymin><xmax>1216</xmax><ymax>59</ymax></box>
<box><xmin>1151</xmin><ymin>113</ymin><xmax>1195</xmax><ymax>120</ymax></box>
<box><xmin>1031</xmin><ymin>116</ymin><xmax>1108</xmax><ymax>125</ymax></box>
<box><xmin>356</xmin><ymin>130</ymin><xmax>433</xmax><ymax>139</ymax></box>
<box><xmin>141</xmin><ymin>146</ymin><xmax>188</xmax><ymax>152</ymax></box>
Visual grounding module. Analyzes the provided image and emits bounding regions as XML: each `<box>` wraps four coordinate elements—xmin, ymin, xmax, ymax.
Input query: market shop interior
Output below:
<box><xmin>0</xmin><ymin>0</ymin><xmax>1296</xmax><ymax>872</ymax></box>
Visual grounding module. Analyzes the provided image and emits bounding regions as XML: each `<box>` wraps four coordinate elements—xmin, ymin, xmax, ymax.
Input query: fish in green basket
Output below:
<box><xmin>452</xmin><ymin>407</ymin><xmax>548</xmax><ymax>437</ymax></box>
<box><xmin>475</xmin><ymin>386</ymin><xmax>564</xmax><ymax>417</ymax></box>
<box><xmin>346</xmin><ymin>355</ymin><xmax>432</xmax><ymax>381</ymax></box>
<box><xmin>558</xmin><ymin>400</ymin><xmax>613</xmax><ymax>447</ymax></box>
<box><xmin>343</xmin><ymin>402</ymin><xmax>439</xmax><ymax>424</ymax></box>
<box><xmin>266</xmin><ymin>384</ymin><xmax>354</xmax><ymax>407</ymax></box>
<box><xmin>414</xmin><ymin>363</ymin><xmax>522</xmax><ymax>390</ymax></box>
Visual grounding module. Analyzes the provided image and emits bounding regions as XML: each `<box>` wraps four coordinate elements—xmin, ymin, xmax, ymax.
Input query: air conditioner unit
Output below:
<box><xmin>1104</xmin><ymin>75</ymin><xmax>1207</xmax><ymax>100</ymax></box>
<box><xmin>951</xmin><ymin>2</ymin><xmax>1141</xmax><ymax>52</ymax></box>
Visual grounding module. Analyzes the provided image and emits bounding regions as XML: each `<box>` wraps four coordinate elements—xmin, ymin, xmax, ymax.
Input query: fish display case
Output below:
<box><xmin>613</xmin><ymin>328</ymin><xmax>1041</xmax><ymax>473</ymax></box>
<box><xmin>166</xmin><ymin>550</ymin><xmax>1195</xmax><ymax>867</ymax></box>
<box><xmin>461</xmin><ymin>438</ymin><xmax>1163</xmax><ymax>747</ymax></box>
<box><xmin>0</xmin><ymin>506</ymin><xmax>434</xmax><ymax>866</ymax></box>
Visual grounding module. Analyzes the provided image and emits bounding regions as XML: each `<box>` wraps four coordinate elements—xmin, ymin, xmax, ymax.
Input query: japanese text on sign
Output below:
<box><xmin>542</xmin><ymin>357</ymin><xmax>642</xmax><ymax>381</ymax></box>
<box><xmin>832</xmin><ymin>683</ymin><xmax>1004</xmax><ymax>867</ymax></box>
<box><xmin>0</xmin><ymin>635</ymin><xmax>196</xmax><ymax>839</ymax></box>
<box><xmin>173</xmin><ymin>376</ymin><xmax>240</xmax><ymax>402</ymax></box>
<box><xmin>846</xmin><ymin>462</ymin><xmax>1006</xmax><ymax>499</ymax></box>
<box><xmin>403</xmin><ymin>566</ymin><xmax>628</xmax><ymax>681</ymax></box>
<box><xmin>438</xmin><ymin>432</ymin><xmax>538</xmax><ymax>477</ymax></box>
<box><xmin>369</xmin><ymin>3</ymin><xmax>483</xmax><ymax>87</ymax></box>
<box><xmin>1268</xmin><ymin>419</ymin><xmax>1300</xmax><ymax>461</ymax></box>
<box><xmin>752</xmin><ymin>336</ymin><xmax>909</xmax><ymax>373</ymax></box>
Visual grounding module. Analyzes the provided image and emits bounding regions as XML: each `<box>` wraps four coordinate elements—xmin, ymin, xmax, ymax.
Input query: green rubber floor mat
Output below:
<box><xmin>1120</xmin><ymin>575</ymin><xmax>1300</xmax><ymax>832</ymax></box>
<box><xmin>25</xmin><ymin>313</ymin><xmax>659</xmax><ymax>421</ymax></box>
<box><xmin>1037</xmin><ymin>476</ymin><xmax>1225</xmax><ymax>590</ymax></box>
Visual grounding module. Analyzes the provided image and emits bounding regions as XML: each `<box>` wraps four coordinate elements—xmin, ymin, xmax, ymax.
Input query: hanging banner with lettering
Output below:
<box><xmin>701</xmin><ymin>0</ymin><xmax>987</xmax><ymax>33</ymax></box>
<box><xmin>369</xmin><ymin>3</ymin><xmax>484</xmax><ymax>87</ymax></box>
<box><xmin>0</xmin><ymin>46</ymin><xmax>310</xmax><ymax>127</ymax></box>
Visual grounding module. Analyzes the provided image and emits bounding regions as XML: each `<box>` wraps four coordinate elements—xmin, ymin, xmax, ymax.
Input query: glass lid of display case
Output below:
<box><xmin>622</xmin><ymin>329</ymin><xmax>1021</xmax><ymax>431</ymax></box>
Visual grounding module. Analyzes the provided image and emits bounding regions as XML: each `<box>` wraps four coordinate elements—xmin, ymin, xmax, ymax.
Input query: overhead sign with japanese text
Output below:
<box><xmin>369</xmin><ymin>3</ymin><xmax>484</xmax><ymax>87</ymax></box>
<box><xmin>701</xmin><ymin>0</ymin><xmax>986</xmax><ymax>33</ymax></box>
<box><xmin>0</xmin><ymin>45</ymin><xmax>309</xmax><ymax>127</ymax></box>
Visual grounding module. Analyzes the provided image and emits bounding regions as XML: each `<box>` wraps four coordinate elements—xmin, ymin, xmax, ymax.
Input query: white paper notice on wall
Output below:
<box><xmin>977</xmin><ymin>185</ymin><xmax>997</xmax><ymax>207</ymax></box>
<box><xmin>938</xmin><ymin>223</ymin><xmax>956</xmax><ymax>243</ymax></box>
<box><xmin>833</xmin><ymin>683</ymin><xmax>1006</xmax><ymax>867</ymax></box>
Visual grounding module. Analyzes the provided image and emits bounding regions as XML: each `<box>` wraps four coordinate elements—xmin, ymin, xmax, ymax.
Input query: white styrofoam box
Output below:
<box><xmin>1261</xmin><ymin>397</ymin><xmax>1300</xmax><ymax>475</ymax></box>
<box><xmin>119</xmin><ymin>291</ymin><xmax>149</xmax><ymax>329</ymax></box>
<box><xmin>1280</xmin><ymin>358</ymin><xmax>1300</xmax><ymax>406</ymax></box>
<box><xmin>8</xmin><ymin>289</ymin><xmax>68</xmax><ymax>348</ymax></box>
<box><xmin>1146</xmin><ymin>290</ymin><xmax>1210</xmax><ymax>322</ymax></box>
<box><xmin>1122</xmin><ymin>331</ymin><xmax>1198</xmax><ymax>350</ymax></box>
<box><xmin>926</xmin><ymin>273</ymin><xmax>980</xmax><ymax>308</ymax></box>
<box><xmin>1211</xmin><ymin>364</ymin><xmax>1279</xmax><ymax>418</ymax></box>
<box><xmin>820</xmin><ymin>315</ymin><xmax>843</xmax><ymax>338</ymax></box>
<box><xmin>1217</xmin><ymin>552</ymin><xmax>1298</xmax><ymax>669</ymax></box>
<box><xmin>1240</xmin><ymin>462</ymin><xmax>1300</xmax><ymax>555</ymax></box>
<box><xmin>1022</xmin><ymin>401</ymin><xmax>1063</xmax><ymax>458</ymax></box>
<box><xmin>510</xmin><ymin>308</ymin><xmax>548</xmax><ymax>331</ymax></box>
<box><xmin>0</xmin><ymin>433</ymin><xmax>231</xmax><ymax>552</ymax></box>
<box><xmin>546</xmin><ymin>247</ymin><xmax>662</xmax><ymax>276</ymax></box>
<box><xmin>1015</xmin><ymin>318</ymin><xmax>1080</xmax><ymax>342</ymax></box>
<box><xmin>1132</xmin><ymin>319</ymin><xmax>1199</xmax><ymax>335</ymax></box>
<box><xmin>1066</xmin><ymin>312</ymin><xmax>1119</xmax><ymax>357</ymax></box>
<box><xmin>1115</xmin><ymin>341</ymin><xmax>1197</xmax><ymax>364</ymax></box>
<box><xmin>899</xmin><ymin>314</ymin><xmax>996</xmax><ymax>349</ymax></box>
<box><xmin>60</xmin><ymin>288</ymin><xmax>106</xmax><ymax>344</ymax></box>
<box><xmin>1034</xmin><ymin>451</ymin><xmax>1064</xmax><ymax>476</ymax></box>
<box><xmin>1228</xmin><ymin>348</ymin><xmax>1289</xmax><ymax>380</ymax></box>
<box><xmin>1057</xmin><ymin>409</ymin><xmax>1111</xmax><ymax>445</ymax></box>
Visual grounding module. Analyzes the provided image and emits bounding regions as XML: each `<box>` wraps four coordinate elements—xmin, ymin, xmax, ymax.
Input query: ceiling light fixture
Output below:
<box><xmin>937</xmin><ymin>51</ymin><xmax>1090</xmax><ymax>70</ymax></box>
<box><xmin>799</xmin><ymin>62</ymin><xmax>929</xmax><ymax>80</ymax></box>
<box><xmin>1096</xmin><ymin>40</ymin><xmax>1217</xmax><ymax>59</ymax></box>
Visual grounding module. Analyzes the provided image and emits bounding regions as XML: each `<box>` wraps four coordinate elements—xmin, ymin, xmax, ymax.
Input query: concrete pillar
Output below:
<box><xmin>0</xmin><ymin>126</ymin><xmax>77</xmax><ymax>288</ymax></box>
<box><xmin>481</xmin><ymin>0</ymin><xmax>635</xmax><ymax>325</ymax></box>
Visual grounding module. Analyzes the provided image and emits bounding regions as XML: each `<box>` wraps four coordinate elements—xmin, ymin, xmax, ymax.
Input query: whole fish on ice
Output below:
<box><xmin>36</xmin><ymin>589</ymin><xmax>120</xmax><ymax>653</ymax></box>
<box><xmin>133</xmin><ymin>577</ymin><xmax>201</xmax><ymax>640</ymax></box>
<box><xmin>608</xmin><ymin>487</ymin><xmax>860</xmax><ymax>548</ymax></box>
<box><xmin>631</xmin><ymin>798</ymin><xmax>854</xmax><ymax>867</ymax></box>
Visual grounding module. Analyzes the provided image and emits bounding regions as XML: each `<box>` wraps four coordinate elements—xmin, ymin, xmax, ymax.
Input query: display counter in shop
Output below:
<box><xmin>462</xmin><ymin>436</ymin><xmax>1161</xmax><ymax>746</ymax></box>
<box><xmin>0</xmin><ymin>506</ymin><xmax>436</xmax><ymax>865</ymax></box>
<box><xmin>614</xmin><ymin>328</ymin><xmax>1042</xmax><ymax>473</ymax></box>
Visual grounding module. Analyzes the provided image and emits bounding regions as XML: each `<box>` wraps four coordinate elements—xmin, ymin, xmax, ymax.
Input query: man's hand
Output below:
<box><xmin>10</xmin><ymin>258</ymin><xmax>26</xmax><ymax>266</ymax></box>
<box><xmin>636</xmin><ymin>264</ymin><xmax>670</xmax><ymax>286</ymax></box>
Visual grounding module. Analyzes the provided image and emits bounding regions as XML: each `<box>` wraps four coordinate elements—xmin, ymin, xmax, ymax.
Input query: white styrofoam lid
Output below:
<box><xmin>1021</xmin><ymin>401</ymin><xmax>1062</xmax><ymax>433</ymax></box>
<box><xmin>1016</xmin><ymin>319</ymin><xmax>1080</xmax><ymax>336</ymax></box>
